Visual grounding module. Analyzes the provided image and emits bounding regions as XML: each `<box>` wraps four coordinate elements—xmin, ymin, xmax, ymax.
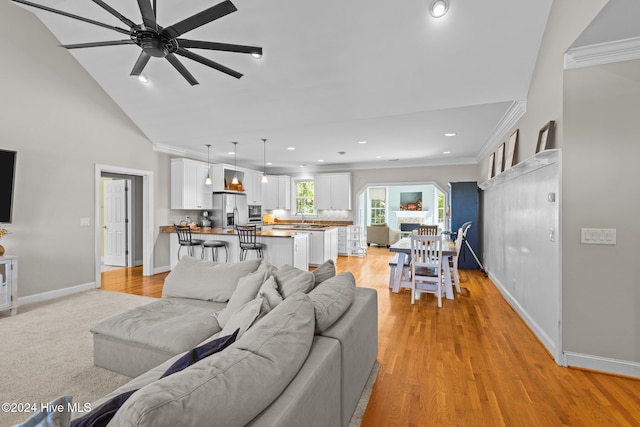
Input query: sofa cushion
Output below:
<box><xmin>162</xmin><ymin>256</ymin><xmax>261</xmax><ymax>302</ymax></box>
<box><xmin>216</xmin><ymin>270</ymin><xmax>267</xmax><ymax>327</ymax></box>
<box><xmin>308</xmin><ymin>272</ymin><xmax>356</xmax><ymax>333</ymax></box>
<box><xmin>219</xmin><ymin>296</ymin><xmax>270</xmax><ymax>339</ymax></box>
<box><xmin>90</xmin><ymin>298</ymin><xmax>223</xmax><ymax>355</ymax></box>
<box><xmin>274</xmin><ymin>264</ymin><xmax>315</xmax><ymax>298</ymax></box>
<box><xmin>109</xmin><ymin>293</ymin><xmax>316</xmax><ymax>427</ymax></box>
<box><xmin>312</xmin><ymin>259</ymin><xmax>336</xmax><ymax>286</ymax></box>
<box><xmin>257</xmin><ymin>275</ymin><xmax>283</xmax><ymax>309</ymax></box>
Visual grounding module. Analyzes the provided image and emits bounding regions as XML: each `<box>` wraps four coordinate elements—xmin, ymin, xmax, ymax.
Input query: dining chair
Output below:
<box><xmin>410</xmin><ymin>234</ymin><xmax>444</xmax><ymax>307</ymax></box>
<box><xmin>236</xmin><ymin>225</ymin><xmax>266</xmax><ymax>261</ymax></box>
<box><xmin>417</xmin><ymin>225</ymin><xmax>439</xmax><ymax>236</ymax></box>
<box><xmin>174</xmin><ymin>224</ymin><xmax>204</xmax><ymax>260</ymax></box>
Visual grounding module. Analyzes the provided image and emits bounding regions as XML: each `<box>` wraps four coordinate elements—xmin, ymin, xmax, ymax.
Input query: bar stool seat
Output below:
<box><xmin>202</xmin><ymin>240</ymin><xmax>229</xmax><ymax>262</ymax></box>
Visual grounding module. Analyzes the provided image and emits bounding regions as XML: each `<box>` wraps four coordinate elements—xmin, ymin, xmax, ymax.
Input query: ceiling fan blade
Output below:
<box><xmin>162</xmin><ymin>0</ymin><xmax>237</xmax><ymax>39</ymax></box>
<box><xmin>92</xmin><ymin>0</ymin><xmax>136</xmax><ymax>28</ymax></box>
<box><xmin>11</xmin><ymin>0</ymin><xmax>130</xmax><ymax>35</ymax></box>
<box><xmin>61</xmin><ymin>40</ymin><xmax>135</xmax><ymax>49</ymax></box>
<box><xmin>175</xmin><ymin>48</ymin><xmax>242</xmax><ymax>79</ymax></box>
<box><xmin>137</xmin><ymin>0</ymin><xmax>157</xmax><ymax>30</ymax></box>
<box><xmin>130</xmin><ymin>51</ymin><xmax>151</xmax><ymax>76</ymax></box>
<box><xmin>166</xmin><ymin>54</ymin><xmax>199</xmax><ymax>86</ymax></box>
<box><xmin>177</xmin><ymin>39</ymin><xmax>262</xmax><ymax>57</ymax></box>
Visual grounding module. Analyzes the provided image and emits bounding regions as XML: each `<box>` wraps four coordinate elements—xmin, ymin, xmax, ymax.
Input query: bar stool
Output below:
<box><xmin>202</xmin><ymin>240</ymin><xmax>229</xmax><ymax>262</ymax></box>
<box><xmin>236</xmin><ymin>225</ymin><xmax>266</xmax><ymax>261</ymax></box>
<box><xmin>174</xmin><ymin>224</ymin><xmax>204</xmax><ymax>260</ymax></box>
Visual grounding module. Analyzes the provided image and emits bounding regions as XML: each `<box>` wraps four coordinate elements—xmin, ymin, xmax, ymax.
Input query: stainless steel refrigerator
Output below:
<box><xmin>212</xmin><ymin>191</ymin><xmax>248</xmax><ymax>230</ymax></box>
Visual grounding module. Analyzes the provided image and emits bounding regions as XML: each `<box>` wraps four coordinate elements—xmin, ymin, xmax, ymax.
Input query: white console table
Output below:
<box><xmin>0</xmin><ymin>256</ymin><xmax>18</xmax><ymax>316</ymax></box>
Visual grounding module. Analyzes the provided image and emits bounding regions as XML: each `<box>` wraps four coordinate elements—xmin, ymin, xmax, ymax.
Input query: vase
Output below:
<box><xmin>0</xmin><ymin>244</ymin><xmax>4</xmax><ymax>257</ymax></box>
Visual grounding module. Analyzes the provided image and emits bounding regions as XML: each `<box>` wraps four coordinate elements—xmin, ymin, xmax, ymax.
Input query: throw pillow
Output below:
<box><xmin>308</xmin><ymin>272</ymin><xmax>356</xmax><ymax>333</ymax></box>
<box><xmin>70</xmin><ymin>332</ymin><xmax>238</xmax><ymax>427</ymax></box>
<box><xmin>162</xmin><ymin>257</ymin><xmax>261</xmax><ymax>302</ymax></box>
<box><xmin>216</xmin><ymin>270</ymin><xmax>267</xmax><ymax>327</ymax></box>
<box><xmin>17</xmin><ymin>396</ymin><xmax>72</xmax><ymax>427</ymax></box>
<box><xmin>312</xmin><ymin>259</ymin><xmax>336</xmax><ymax>286</ymax></box>
<box><xmin>219</xmin><ymin>296</ymin><xmax>270</xmax><ymax>339</ymax></box>
<box><xmin>257</xmin><ymin>275</ymin><xmax>283</xmax><ymax>309</ymax></box>
<box><xmin>273</xmin><ymin>264</ymin><xmax>315</xmax><ymax>299</ymax></box>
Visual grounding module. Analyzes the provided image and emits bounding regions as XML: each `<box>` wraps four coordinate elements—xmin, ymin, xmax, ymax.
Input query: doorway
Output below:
<box><xmin>94</xmin><ymin>164</ymin><xmax>154</xmax><ymax>288</ymax></box>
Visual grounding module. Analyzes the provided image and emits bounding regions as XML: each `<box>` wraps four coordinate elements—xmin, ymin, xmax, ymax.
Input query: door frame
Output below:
<box><xmin>94</xmin><ymin>164</ymin><xmax>154</xmax><ymax>287</ymax></box>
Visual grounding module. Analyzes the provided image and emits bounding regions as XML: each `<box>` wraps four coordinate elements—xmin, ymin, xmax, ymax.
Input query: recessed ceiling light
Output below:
<box><xmin>318</xmin><ymin>159</ymin><xmax>324</xmax><ymax>162</ymax></box>
<box><xmin>443</xmin><ymin>151</ymin><xmax>451</xmax><ymax>154</ymax></box>
<box><xmin>375</xmin><ymin>155</ymin><xmax>382</xmax><ymax>159</ymax></box>
<box><xmin>266</xmin><ymin>162</ymin><xmax>273</xmax><ymax>166</ymax></box>
<box><xmin>137</xmin><ymin>74</ymin><xmax>149</xmax><ymax>83</ymax></box>
<box><xmin>358</xmin><ymin>140</ymin><xmax>367</xmax><ymax>144</ymax></box>
<box><xmin>287</xmin><ymin>147</ymin><xmax>296</xmax><ymax>151</ymax></box>
<box><xmin>430</xmin><ymin>0</ymin><xmax>449</xmax><ymax>18</ymax></box>
<box><xmin>228</xmin><ymin>151</ymin><xmax>235</xmax><ymax>155</ymax></box>
<box><xmin>445</xmin><ymin>132</ymin><xmax>456</xmax><ymax>137</ymax></box>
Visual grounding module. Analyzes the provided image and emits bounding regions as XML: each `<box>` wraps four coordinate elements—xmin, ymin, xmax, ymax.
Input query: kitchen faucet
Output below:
<box><xmin>296</xmin><ymin>212</ymin><xmax>306</xmax><ymax>223</ymax></box>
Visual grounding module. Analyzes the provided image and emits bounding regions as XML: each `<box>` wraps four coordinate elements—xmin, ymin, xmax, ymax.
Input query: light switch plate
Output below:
<box><xmin>581</xmin><ymin>228</ymin><xmax>616</xmax><ymax>245</ymax></box>
<box><xmin>80</xmin><ymin>217</ymin><xmax>91</xmax><ymax>227</ymax></box>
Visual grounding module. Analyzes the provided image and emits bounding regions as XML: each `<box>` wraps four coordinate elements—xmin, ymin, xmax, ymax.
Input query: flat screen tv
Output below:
<box><xmin>0</xmin><ymin>149</ymin><xmax>17</xmax><ymax>223</ymax></box>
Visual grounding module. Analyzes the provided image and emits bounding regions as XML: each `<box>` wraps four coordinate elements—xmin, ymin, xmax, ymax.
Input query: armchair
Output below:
<box><xmin>367</xmin><ymin>223</ymin><xmax>401</xmax><ymax>247</ymax></box>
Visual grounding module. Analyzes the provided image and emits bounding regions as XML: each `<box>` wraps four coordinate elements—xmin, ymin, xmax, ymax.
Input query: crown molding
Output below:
<box><xmin>564</xmin><ymin>36</ymin><xmax>640</xmax><ymax>70</ymax></box>
<box><xmin>476</xmin><ymin>100</ymin><xmax>527</xmax><ymax>161</ymax></box>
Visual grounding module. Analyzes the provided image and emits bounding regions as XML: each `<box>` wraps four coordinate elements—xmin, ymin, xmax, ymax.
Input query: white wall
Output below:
<box><xmin>0</xmin><ymin>2</ymin><xmax>172</xmax><ymax>298</ymax></box>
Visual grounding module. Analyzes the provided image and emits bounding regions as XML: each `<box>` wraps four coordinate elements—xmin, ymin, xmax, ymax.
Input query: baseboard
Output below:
<box><xmin>563</xmin><ymin>352</ymin><xmax>640</xmax><ymax>379</ymax></box>
<box><xmin>488</xmin><ymin>271</ymin><xmax>560</xmax><ymax>363</ymax></box>
<box><xmin>18</xmin><ymin>282</ymin><xmax>97</xmax><ymax>306</ymax></box>
<box><xmin>154</xmin><ymin>265</ymin><xmax>171</xmax><ymax>274</ymax></box>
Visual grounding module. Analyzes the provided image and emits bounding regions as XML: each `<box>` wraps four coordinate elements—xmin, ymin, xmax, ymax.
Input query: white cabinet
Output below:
<box><xmin>243</xmin><ymin>171</ymin><xmax>263</xmax><ymax>205</ymax></box>
<box><xmin>337</xmin><ymin>226</ymin><xmax>348</xmax><ymax>255</ymax></box>
<box><xmin>0</xmin><ymin>256</ymin><xmax>18</xmax><ymax>316</ymax></box>
<box><xmin>315</xmin><ymin>173</ymin><xmax>352</xmax><ymax>210</ymax></box>
<box><xmin>171</xmin><ymin>158</ymin><xmax>213</xmax><ymax>210</ymax></box>
<box><xmin>264</xmin><ymin>175</ymin><xmax>291</xmax><ymax>210</ymax></box>
<box><xmin>307</xmin><ymin>228</ymin><xmax>339</xmax><ymax>266</ymax></box>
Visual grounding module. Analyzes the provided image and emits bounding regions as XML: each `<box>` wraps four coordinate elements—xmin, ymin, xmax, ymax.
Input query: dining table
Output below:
<box><xmin>388</xmin><ymin>237</ymin><xmax>460</xmax><ymax>300</ymax></box>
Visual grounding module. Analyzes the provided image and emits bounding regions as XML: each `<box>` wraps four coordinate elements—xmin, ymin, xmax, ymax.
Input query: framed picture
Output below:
<box><xmin>496</xmin><ymin>143</ymin><xmax>505</xmax><ymax>174</ymax></box>
<box><xmin>506</xmin><ymin>129</ymin><xmax>518</xmax><ymax>169</ymax></box>
<box><xmin>536</xmin><ymin>121</ymin><xmax>555</xmax><ymax>153</ymax></box>
<box><xmin>487</xmin><ymin>152</ymin><xmax>495</xmax><ymax>180</ymax></box>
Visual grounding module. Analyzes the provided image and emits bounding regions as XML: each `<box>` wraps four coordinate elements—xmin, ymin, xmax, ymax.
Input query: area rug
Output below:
<box><xmin>0</xmin><ymin>290</ymin><xmax>155</xmax><ymax>426</ymax></box>
<box><xmin>0</xmin><ymin>289</ymin><xmax>378</xmax><ymax>426</ymax></box>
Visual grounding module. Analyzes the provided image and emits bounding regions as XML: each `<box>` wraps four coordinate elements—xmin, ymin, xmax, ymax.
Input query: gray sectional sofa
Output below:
<box><xmin>79</xmin><ymin>257</ymin><xmax>378</xmax><ymax>427</ymax></box>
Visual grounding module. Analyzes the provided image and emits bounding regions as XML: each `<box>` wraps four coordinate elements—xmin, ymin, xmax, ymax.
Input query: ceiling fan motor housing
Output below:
<box><xmin>132</xmin><ymin>28</ymin><xmax>176</xmax><ymax>57</ymax></box>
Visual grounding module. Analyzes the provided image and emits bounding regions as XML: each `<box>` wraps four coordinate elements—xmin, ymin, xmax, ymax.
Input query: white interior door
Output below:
<box><xmin>104</xmin><ymin>179</ymin><xmax>127</xmax><ymax>266</ymax></box>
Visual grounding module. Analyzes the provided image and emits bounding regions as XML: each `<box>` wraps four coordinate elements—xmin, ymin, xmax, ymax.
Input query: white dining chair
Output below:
<box><xmin>410</xmin><ymin>234</ymin><xmax>444</xmax><ymax>307</ymax></box>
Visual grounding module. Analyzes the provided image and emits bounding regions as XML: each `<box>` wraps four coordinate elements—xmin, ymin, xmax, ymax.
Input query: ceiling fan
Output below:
<box><xmin>12</xmin><ymin>0</ymin><xmax>263</xmax><ymax>85</ymax></box>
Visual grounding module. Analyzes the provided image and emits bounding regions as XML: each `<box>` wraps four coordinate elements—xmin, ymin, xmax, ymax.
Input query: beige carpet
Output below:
<box><xmin>0</xmin><ymin>289</ymin><xmax>378</xmax><ymax>426</ymax></box>
<box><xmin>0</xmin><ymin>290</ymin><xmax>155</xmax><ymax>426</ymax></box>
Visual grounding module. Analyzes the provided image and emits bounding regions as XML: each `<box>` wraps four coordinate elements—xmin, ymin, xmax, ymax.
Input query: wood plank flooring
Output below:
<box><xmin>101</xmin><ymin>248</ymin><xmax>640</xmax><ymax>426</ymax></box>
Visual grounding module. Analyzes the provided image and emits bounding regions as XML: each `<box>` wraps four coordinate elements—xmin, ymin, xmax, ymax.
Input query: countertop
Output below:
<box><xmin>160</xmin><ymin>226</ymin><xmax>306</xmax><ymax>238</ymax></box>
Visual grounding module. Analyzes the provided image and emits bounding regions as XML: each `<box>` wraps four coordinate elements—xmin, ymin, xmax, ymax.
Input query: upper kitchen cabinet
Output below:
<box><xmin>171</xmin><ymin>158</ymin><xmax>213</xmax><ymax>210</ymax></box>
<box><xmin>243</xmin><ymin>171</ymin><xmax>264</xmax><ymax>205</ymax></box>
<box><xmin>315</xmin><ymin>173</ymin><xmax>352</xmax><ymax>210</ymax></box>
<box><xmin>264</xmin><ymin>175</ymin><xmax>291</xmax><ymax>210</ymax></box>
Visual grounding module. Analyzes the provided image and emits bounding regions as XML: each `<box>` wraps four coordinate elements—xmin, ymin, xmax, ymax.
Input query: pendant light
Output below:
<box><xmin>261</xmin><ymin>138</ymin><xmax>268</xmax><ymax>183</ymax></box>
<box><xmin>204</xmin><ymin>144</ymin><xmax>212</xmax><ymax>185</ymax></box>
<box><xmin>231</xmin><ymin>141</ymin><xmax>239</xmax><ymax>185</ymax></box>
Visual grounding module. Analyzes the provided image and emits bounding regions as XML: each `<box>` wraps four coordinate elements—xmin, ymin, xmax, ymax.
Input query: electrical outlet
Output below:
<box><xmin>581</xmin><ymin>228</ymin><xmax>616</xmax><ymax>245</ymax></box>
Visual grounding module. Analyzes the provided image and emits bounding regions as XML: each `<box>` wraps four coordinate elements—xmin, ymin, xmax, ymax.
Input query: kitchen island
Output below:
<box><xmin>160</xmin><ymin>226</ymin><xmax>309</xmax><ymax>270</ymax></box>
<box><xmin>269</xmin><ymin>224</ymin><xmax>338</xmax><ymax>266</ymax></box>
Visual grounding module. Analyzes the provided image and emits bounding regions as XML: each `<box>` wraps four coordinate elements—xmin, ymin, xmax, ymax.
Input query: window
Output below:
<box><xmin>369</xmin><ymin>187</ymin><xmax>386</xmax><ymax>224</ymax></box>
<box><xmin>295</xmin><ymin>179</ymin><xmax>315</xmax><ymax>214</ymax></box>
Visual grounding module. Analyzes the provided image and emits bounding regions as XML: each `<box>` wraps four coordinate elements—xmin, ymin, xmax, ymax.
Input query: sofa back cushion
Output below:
<box><xmin>273</xmin><ymin>264</ymin><xmax>315</xmax><ymax>298</ymax></box>
<box><xmin>312</xmin><ymin>259</ymin><xmax>336</xmax><ymax>287</ymax></box>
<box><xmin>110</xmin><ymin>293</ymin><xmax>315</xmax><ymax>427</ymax></box>
<box><xmin>308</xmin><ymin>272</ymin><xmax>356</xmax><ymax>333</ymax></box>
<box><xmin>162</xmin><ymin>256</ymin><xmax>261</xmax><ymax>302</ymax></box>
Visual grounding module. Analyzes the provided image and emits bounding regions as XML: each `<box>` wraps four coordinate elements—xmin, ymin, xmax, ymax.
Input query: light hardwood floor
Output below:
<box><xmin>102</xmin><ymin>248</ymin><xmax>640</xmax><ymax>426</ymax></box>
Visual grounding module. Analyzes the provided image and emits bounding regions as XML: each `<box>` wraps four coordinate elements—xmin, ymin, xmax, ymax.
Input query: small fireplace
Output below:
<box><xmin>400</xmin><ymin>223</ymin><xmax>420</xmax><ymax>233</ymax></box>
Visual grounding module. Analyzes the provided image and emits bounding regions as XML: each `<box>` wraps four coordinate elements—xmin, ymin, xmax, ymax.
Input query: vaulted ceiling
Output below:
<box><xmin>12</xmin><ymin>0</ymin><xmax>557</xmax><ymax>172</ymax></box>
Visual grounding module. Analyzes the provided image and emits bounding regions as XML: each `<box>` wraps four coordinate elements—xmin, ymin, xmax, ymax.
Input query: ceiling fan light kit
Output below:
<box><xmin>430</xmin><ymin>0</ymin><xmax>449</xmax><ymax>18</ymax></box>
<box><xmin>12</xmin><ymin>0</ymin><xmax>263</xmax><ymax>86</ymax></box>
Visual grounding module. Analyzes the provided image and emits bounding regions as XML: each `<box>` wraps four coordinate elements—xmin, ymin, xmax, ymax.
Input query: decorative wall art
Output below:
<box><xmin>506</xmin><ymin>129</ymin><xmax>519</xmax><ymax>169</ymax></box>
<box><xmin>536</xmin><ymin>120</ymin><xmax>555</xmax><ymax>153</ymax></box>
<box><xmin>496</xmin><ymin>143</ymin><xmax>505</xmax><ymax>174</ymax></box>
